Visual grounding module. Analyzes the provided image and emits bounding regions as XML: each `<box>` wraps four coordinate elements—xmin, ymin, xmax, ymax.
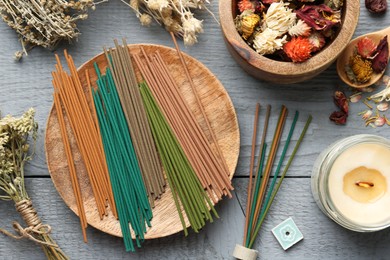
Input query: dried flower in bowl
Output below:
<box><xmin>234</xmin><ymin>0</ymin><xmax>343</xmax><ymax>63</ymax></box>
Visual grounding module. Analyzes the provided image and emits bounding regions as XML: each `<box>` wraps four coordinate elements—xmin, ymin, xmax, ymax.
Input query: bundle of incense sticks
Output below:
<box><xmin>92</xmin><ymin>63</ymin><xmax>152</xmax><ymax>251</ymax></box>
<box><xmin>242</xmin><ymin>104</ymin><xmax>312</xmax><ymax>250</ymax></box>
<box><xmin>51</xmin><ymin>51</ymin><xmax>118</xmax><ymax>242</ymax></box>
<box><xmin>133</xmin><ymin>47</ymin><xmax>233</xmax><ymax>202</ymax></box>
<box><xmin>104</xmin><ymin>39</ymin><xmax>165</xmax><ymax>206</ymax></box>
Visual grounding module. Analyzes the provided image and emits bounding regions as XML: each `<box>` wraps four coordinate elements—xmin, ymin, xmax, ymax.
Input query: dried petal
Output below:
<box><xmin>377</xmin><ymin>102</ymin><xmax>389</xmax><ymax>111</ymax></box>
<box><xmin>375</xmin><ymin>116</ymin><xmax>386</xmax><ymax>126</ymax></box>
<box><xmin>238</xmin><ymin>0</ymin><xmax>254</xmax><ymax>13</ymax></box>
<box><xmin>283</xmin><ymin>37</ymin><xmax>312</xmax><ymax>63</ymax></box>
<box><xmin>372</xmin><ymin>36</ymin><xmax>389</xmax><ymax>73</ymax></box>
<box><xmin>329</xmin><ymin>111</ymin><xmax>348</xmax><ymax>125</ymax></box>
<box><xmin>362</xmin><ymin>87</ymin><xmax>375</xmax><ymax>93</ymax></box>
<box><xmin>382</xmin><ymin>75</ymin><xmax>390</xmax><ymax>84</ymax></box>
<box><xmin>360</xmin><ymin>109</ymin><xmax>373</xmax><ymax>119</ymax></box>
<box><xmin>365</xmin><ymin>0</ymin><xmax>387</xmax><ymax>13</ymax></box>
<box><xmin>349</xmin><ymin>93</ymin><xmax>362</xmax><ymax>103</ymax></box>
<box><xmin>334</xmin><ymin>90</ymin><xmax>349</xmax><ymax>114</ymax></box>
<box><xmin>357</xmin><ymin>37</ymin><xmax>377</xmax><ymax>59</ymax></box>
<box><xmin>350</xmin><ymin>55</ymin><xmax>373</xmax><ymax>83</ymax></box>
<box><xmin>295</xmin><ymin>4</ymin><xmax>341</xmax><ymax>31</ymax></box>
<box><xmin>308</xmin><ymin>32</ymin><xmax>326</xmax><ymax>52</ymax></box>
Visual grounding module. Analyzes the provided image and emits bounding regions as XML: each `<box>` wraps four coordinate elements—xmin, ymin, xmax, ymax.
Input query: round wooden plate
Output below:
<box><xmin>45</xmin><ymin>44</ymin><xmax>240</xmax><ymax>239</ymax></box>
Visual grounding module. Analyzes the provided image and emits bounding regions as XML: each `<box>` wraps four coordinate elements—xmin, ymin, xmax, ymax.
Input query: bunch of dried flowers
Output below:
<box><xmin>235</xmin><ymin>0</ymin><xmax>342</xmax><ymax>63</ymax></box>
<box><xmin>124</xmin><ymin>0</ymin><xmax>212</xmax><ymax>46</ymax></box>
<box><xmin>345</xmin><ymin>36</ymin><xmax>389</xmax><ymax>85</ymax></box>
<box><xmin>0</xmin><ymin>0</ymin><xmax>96</xmax><ymax>60</ymax></box>
<box><xmin>0</xmin><ymin>109</ymin><xmax>68</xmax><ymax>260</ymax></box>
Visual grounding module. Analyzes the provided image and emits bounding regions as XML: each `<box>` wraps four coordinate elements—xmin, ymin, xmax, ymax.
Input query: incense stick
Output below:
<box><xmin>243</xmin><ymin>103</ymin><xmax>260</xmax><ymax>246</ymax></box>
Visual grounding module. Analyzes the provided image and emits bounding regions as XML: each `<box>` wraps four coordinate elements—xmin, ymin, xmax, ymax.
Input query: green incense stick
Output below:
<box><xmin>245</xmin><ymin>142</ymin><xmax>267</xmax><ymax>248</ymax></box>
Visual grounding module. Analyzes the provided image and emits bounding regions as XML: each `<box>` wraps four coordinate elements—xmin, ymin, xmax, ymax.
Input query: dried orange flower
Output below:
<box><xmin>350</xmin><ymin>55</ymin><xmax>373</xmax><ymax>83</ymax></box>
<box><xmin>238</xmin><ymin>0</ymin><xmax>254</xmax><ymax>12</ymax></box>
<box><xmin>283</xmin><ymin>37</ymin><xmax>312</xmax><ymax>63</ymax></box>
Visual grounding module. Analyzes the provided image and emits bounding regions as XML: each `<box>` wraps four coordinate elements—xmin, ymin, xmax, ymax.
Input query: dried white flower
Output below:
<box><xmin>146</xmin><ymin>0</ymin><xmax>169</xmax><ymax>11</ymax></box>
<box><xmin>253</xmin><ymin>28</ymin><xmax>287</xmax><ymax>55</ymax></box>
<box><xmin>263</xmin><ymin>2</ymin><xmax>296</xmax><ymax>35</ymax></box>
<box><xmin>288</xmin><ymin>19</ymin><xmax>311</xmax><ymax>37</ymax></box>
<box><xmin>140</xmin><ymin>13</ymin><xmax>153</xmax><ymax>26</ymax></box>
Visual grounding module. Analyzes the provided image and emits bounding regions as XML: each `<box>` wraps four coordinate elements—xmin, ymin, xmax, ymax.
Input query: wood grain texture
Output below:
<box><xmin>1</xmin><ymin>0</ymin><xmax>390</xmax><ymax>258</ymax></box>
<box><xmin>219</xmin><ymin>0</ymin><xmax>360</xmax><ymax>84</ymax></box>
<box><xmin>45</xmin><ymin>44</ymin><xmax>239</xmax><ymax>239</ymax></box>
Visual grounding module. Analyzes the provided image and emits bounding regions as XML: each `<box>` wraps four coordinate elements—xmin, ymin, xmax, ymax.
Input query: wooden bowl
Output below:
<box><xmin>219</xmin><ymin>1</ymin><xmax>360</xmax><ymax>84</ymax></box>
<box><xmin>45</xmin><ymin>44</ymin><xmax>240</xmax><ymax>239</ymax></box>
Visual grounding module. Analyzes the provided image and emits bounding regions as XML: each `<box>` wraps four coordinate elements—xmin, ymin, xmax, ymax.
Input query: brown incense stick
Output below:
<box><xmin>243</xmin><ymin>103</ymin><xmax>260</xmax><ymax>246</ymax></box>
<box><xmin>250</xmin><ymin>105</ymin><xmax>288</xmax><ymax>234</ymax></box>
<box><xmin>170</xmin><ymin>32</ymin><xmax>230</xmax><ymax>179</ymax></box>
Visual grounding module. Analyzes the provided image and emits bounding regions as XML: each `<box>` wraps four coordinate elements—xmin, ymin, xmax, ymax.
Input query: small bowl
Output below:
<box><xmin>219</xmin><ymin>1</ymin><xmax>360</xmax><ymax>84</ymax></box>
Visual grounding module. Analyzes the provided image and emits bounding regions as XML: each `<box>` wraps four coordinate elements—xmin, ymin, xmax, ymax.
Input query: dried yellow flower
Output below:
<box><xmin>241</xmin><ymin>13</ymin><xmax>260</xmax><ymax>40</ymax></box>
<box><xmin>350</xmin><ymin>55</ymin><xmax>373</xmax><ymax>83</ymax></box>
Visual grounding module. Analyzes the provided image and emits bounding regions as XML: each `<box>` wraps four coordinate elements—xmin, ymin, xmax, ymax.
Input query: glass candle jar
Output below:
<box><xmin>312</xmin><ymin>134</ymin><xmax>390</xmax><ymax>232</ymax></box>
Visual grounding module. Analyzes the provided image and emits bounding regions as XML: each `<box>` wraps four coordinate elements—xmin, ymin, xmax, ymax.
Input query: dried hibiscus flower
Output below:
<box><xmin>329</xmin><ymin>111</ymin><xmax>348</xmax><ymax>125</ymax></box>
<box><xmin>283</xmin><ymin>36</ymin><xmax>312</xmax><ymax>63</ymax></box>
<box><xmin>357</xmin><ymin>37</ymin><xmax>377</xmax><ymax>59</ymax></box>
<box><xmin>296</xmin><ymin>4</ymin><xmax>341</xmax><ymax>31</ymax></box>
<box><xmin>365</xmin><ymin>0</ymin><xmax>387</xmax><ymax>13</ymax></box>
<box><xmin>330</xmin><ymin>91</ymin><xmax>349</xmax><ymax>125</ymax></box>
<box><xmin>372</xmin><ymin>36</ymin><xmax>389</xmax><ymax>73</ymax></box>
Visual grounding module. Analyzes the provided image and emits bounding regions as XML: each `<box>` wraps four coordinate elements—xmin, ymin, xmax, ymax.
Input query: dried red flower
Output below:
<box><xmin>295</xmin><ymin>4</ymin><xmax>341</xmax><ymax>31</ymax></box>
<box><xmin>365</xmin><ymin>0</ymin><xmax>387</xmax><ymax>13</ymax></box>
<box><xmin>334</xmin><ymin>90</ymin><xmax>349</xmax><ymax>114</ymax></box>
<box><xmin>238</xmin><ymin>0</ymin><xmax>254</xmax><ymax>12</ymax></box>
<box><xmin>283</xmin><ymin>37</ymin><xmax>312</xmax><ymax>63</ymax></box>
<box><xmin>329</xmin><ymin>111</ymin><xmax>348</xmax><ymax>125</ymax></box>
<box><xmin>357</xmin><ymin>37</ymin><xmax>377</xmax><ymax>59</ymax></box>
<box><xmin>372</xmin><ymin>36</ymin><xmax>389</xmax><ymax>73</ymax></box>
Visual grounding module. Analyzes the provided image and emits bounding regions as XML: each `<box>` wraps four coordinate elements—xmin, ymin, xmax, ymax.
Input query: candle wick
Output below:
<box><xmin>355</xmin><ymin>181</ymin><xmax>374</xmax><ymax>188</ymax></box>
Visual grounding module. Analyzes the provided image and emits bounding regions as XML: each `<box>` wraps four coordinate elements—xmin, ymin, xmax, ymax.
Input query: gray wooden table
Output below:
<box><xmin>1</xmin><ymin>1</ymin><xmax>390</xmax><ymax>259</ymax></box>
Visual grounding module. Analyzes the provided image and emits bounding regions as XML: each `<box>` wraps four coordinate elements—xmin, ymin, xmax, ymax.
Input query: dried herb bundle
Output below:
<box><xmin>0</xmin><ymin>0</ymin><xmax>96</xmax><ymax>59</ymax></box>
<box><xmin>0</xmin><ymin>109</ymin><xmax>68</xmax><ymax>260</ymax></box>
<box><xmin>125</xmin><ymin>0</ymin><xmax>213</xmax><ymax>46</ymax></box>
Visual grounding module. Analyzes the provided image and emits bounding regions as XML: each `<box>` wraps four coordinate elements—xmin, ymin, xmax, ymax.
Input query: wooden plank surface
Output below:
<box><xmin>0</xmin><ymin>0</ymin><xmax>390</xmax><ymax>259</ymax></box>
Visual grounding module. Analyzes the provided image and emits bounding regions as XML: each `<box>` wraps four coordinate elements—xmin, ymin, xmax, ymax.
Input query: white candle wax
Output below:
<box><xmin>328</xmin><ymin>143</ymin><xmax>390</xmax><ymax>226</ymax></box>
